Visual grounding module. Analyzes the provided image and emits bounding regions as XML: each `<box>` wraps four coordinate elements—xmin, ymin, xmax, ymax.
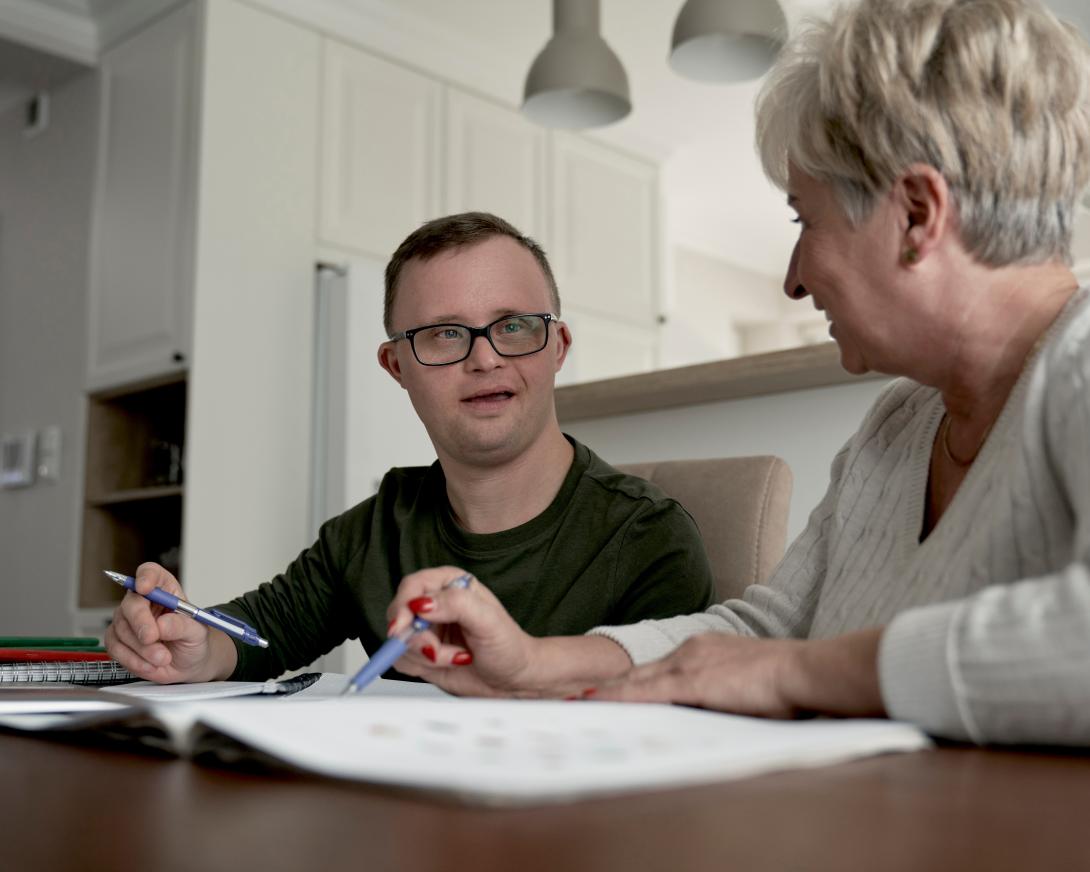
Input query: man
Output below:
<box><xmin>106</xmin><ymin>212</ymin><xmax>714</xmax><ymax>683</ymax></box>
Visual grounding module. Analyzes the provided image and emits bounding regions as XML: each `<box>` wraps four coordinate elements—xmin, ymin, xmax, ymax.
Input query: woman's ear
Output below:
<box><xmin>895</xmin><ymin>163</ymin><xmax>951</xmax><ymax>265</ymax></box>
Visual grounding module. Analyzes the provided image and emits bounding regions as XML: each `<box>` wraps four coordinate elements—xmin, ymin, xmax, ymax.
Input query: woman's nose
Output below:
<box><xmin>782</xmin><ymin>241</ymin><xmax>809</xmax><ymax>300</ymax></box>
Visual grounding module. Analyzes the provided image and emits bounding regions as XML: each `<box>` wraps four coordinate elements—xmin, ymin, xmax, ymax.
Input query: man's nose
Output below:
<box><xmin>783</xmin><ymin>240</ymin><xmax>808</xmax><ymax>301</ymax></box>
<box><xmin>465</xmin><ymin>332</ymin><xmax>502</xmax><ymax>368</ymax></box>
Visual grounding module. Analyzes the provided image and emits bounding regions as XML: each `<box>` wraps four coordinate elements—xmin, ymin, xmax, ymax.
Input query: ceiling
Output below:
<box><xmin>1</xmin><ymin>0</ymin><xmax>1088</xmax><ymax>278</ymax></box>
<box><xmin>0</xmin><ymin>0</ymin><xmax>177</xmax><ymax>114</ymax></box>
<box><xmin>322</xmin><ymin>0</ymin><xmax>1090</xmax><ymax>277</ymax></box>
<box><xmin>336</xmin><ymin>0</ymin><xmax>834</xmax><ymax>276</ymax></box>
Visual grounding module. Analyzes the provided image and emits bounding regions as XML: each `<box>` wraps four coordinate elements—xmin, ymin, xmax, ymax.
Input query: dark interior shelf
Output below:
<box><xmin>89</xmin><ymin>486</ymin><xmax>184</xmax><ymax>507</ymax></box>
<box><xmin>79</xmin><ymin>375</ymin><xmax>186</xmax><ymax>609</ymax></box>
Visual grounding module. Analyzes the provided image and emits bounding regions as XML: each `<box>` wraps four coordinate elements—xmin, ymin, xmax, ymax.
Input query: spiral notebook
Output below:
<box><xmin>0</xmin><ymin>660</ymin><xmax>136</xmax><ymax>685</ymax></box>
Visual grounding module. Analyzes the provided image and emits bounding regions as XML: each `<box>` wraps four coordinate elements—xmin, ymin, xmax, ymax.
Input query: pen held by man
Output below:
<box><xmin>104</xmin><ymin>570</ymin><xmax>268</xmax><ymax>649</ymax></box>
<box><xmin>104</xmin><ymin>562</ymin><xmax>245</xmax><ymax>685</ymax></box>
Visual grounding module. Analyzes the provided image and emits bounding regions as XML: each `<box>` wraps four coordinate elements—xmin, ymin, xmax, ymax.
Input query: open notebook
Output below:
<box><xmin>0</xmin><ymin>676</ymin><xmax>930</xmax><ymax>805</ymax></box>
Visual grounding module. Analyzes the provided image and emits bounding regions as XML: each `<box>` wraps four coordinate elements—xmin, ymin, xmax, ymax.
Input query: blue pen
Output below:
<box><xmin>104</xmin><ymin>570</ymin><xmax>269</xmax><ymax>648</ymax></box>
<box><xmin>342</xmin><ymin>573</ymin><xmax>472</xmax><ymax>695</ymax></box>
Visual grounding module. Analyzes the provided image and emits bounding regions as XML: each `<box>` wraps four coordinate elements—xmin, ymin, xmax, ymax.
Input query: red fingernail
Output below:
<box><xmin>386</xmin><ymin>619</ymin><xmax>397</xmax><ymax>636</ymax></box>
<box><xmin>581</xmin><ymin>688</ymin><xmax>597</xmax><ymax>698</ymax></box>
<box><xmin>452</xmin><ymin>652</ymin><xmax>473</xmax><ymax>666</ymax></box>
<box><xmin>422</xmin><ymin>645</ymin><xmax>437</xmax><ymax>663</ymax></box>
<box><xmin>408</xmin><ymin>596</ymin><xmax>435</xmax><ymax>614</ymax></box>
<box><xmin>563</xmin><ymin>694</ymin><xmax>578</xmax><ymax>701</ymax></box>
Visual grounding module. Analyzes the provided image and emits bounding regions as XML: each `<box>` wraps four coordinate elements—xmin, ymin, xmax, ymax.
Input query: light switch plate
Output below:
<box><xmin>1</xmin><ymin>431</ymin><xmax>36</xmax><ymax>488</ymax></box>
<box><xmin>36</xmin><ymin>425</ymin><xmax>62</xmax><ymax>482</ymax></box>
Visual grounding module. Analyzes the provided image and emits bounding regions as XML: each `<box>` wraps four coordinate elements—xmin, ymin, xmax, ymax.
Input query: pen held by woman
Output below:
<box><xmin>342</xmin><ymin>572</ymin><xmax>473</xmax><ymax>695</ymax></box>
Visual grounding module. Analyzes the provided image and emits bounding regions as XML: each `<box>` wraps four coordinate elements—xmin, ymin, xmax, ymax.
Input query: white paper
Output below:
<box><xmin>186</xmin><ymin>698</ymin><xmax>931</xmax><ymax>803</ymax></box>
<box><xmin>0</xmin><ymin>680</ymin><xmax>930</xmax><ymax>803</ymax></box>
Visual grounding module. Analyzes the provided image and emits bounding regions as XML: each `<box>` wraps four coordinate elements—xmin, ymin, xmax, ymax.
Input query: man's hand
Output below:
<box><xmin>590</xmin><ymin>629</ymin><xmax>887</xmax><ymax>719</ymax></box>
<box><xmin>387</xmin><ymin>566</ymin><xmax>632</xmax><ymax>697</ymax></box>
<box><xmin>105</xmin><ymin>562</ymin><xmax>236</xmax><ymax>683</ymax></box>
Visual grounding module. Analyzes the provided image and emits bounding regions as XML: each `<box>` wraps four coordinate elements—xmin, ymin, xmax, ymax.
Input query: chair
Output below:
<box><xmin>615</xmin><ymin>456</ymin><xmax>793</xmax><ymax>602</ymax></box>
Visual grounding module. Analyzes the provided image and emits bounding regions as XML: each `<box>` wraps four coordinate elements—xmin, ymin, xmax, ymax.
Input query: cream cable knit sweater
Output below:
<box><xmin>592</xmin><ymin>288</ymin><xmax>1090</xmax><ymax>745</ymax></box>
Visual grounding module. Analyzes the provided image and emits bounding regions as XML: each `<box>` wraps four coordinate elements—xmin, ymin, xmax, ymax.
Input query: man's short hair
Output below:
<box><xmin>755</xmin><ymin>0</ymin><xmax>1090</xmax><ymax>267</ymax></box>
<box><xmin>384</xmin><ymin>212</ymin><xmax>561</xmax><ymax>335</ymax></box>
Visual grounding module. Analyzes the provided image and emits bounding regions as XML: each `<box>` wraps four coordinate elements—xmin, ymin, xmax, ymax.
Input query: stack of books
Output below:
<box><xmin>0</xmin><ymin>636</ymin><xmax>135</xmax><ymax>685</ymax></box>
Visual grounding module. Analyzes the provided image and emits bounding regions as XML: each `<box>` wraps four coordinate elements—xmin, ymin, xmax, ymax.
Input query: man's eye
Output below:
<box><xmin>500</xmin><ymin>321</ymin><xmax>524</xmax><ymax>334</ymax></box>
<box><xmin>433</xmin><ymin>328</ymin><xmax>463</xmax><ymax>341</ymax></box>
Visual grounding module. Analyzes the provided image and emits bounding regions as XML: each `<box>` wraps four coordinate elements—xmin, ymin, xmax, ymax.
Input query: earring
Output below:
<box><xmin>903</xmin><ymin>247</ymin><xmax>919</xmax><ymax>264</ymax></box>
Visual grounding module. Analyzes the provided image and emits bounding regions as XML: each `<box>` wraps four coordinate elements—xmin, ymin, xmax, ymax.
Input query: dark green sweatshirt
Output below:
<box><xmin>222</xmin><ymin>437</ymin><xmax>714</xmax><ymax>680</ymax></box>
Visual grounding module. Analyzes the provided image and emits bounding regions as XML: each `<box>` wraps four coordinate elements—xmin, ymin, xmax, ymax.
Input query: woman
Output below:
<box><xmin>386</xmin><ymin>0</ymin><xmax>1090</xmax><ymax>746</ymax></box>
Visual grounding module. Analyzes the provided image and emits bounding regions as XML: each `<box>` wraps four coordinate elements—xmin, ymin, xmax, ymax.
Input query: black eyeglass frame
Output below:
<box><xmin>387</xmin><ymin>312</ymin><xmax>559</xmax><ymax>367</ymax></box>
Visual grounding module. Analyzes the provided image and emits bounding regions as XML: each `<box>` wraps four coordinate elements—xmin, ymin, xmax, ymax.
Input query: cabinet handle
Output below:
<box><xmin>172</xmin><ymin>351</ymin><xmax>186</xmax><ymax>364</ymax></box>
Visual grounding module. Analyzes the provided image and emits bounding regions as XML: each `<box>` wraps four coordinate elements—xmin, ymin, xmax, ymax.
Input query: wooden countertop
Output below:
<box><xmin>556</xmin><ymin>342</ymin><xmax>885</xmax><ymax>422</ymax></box>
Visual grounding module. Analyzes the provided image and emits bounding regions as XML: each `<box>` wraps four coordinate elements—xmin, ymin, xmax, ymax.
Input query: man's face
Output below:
<box><xmin>378</xmin><ymin>236</ymin><xmax>571</xmax><ymax>468</ymax></box>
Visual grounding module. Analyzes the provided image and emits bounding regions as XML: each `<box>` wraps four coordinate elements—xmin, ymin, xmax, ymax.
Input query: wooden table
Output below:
<box><xmin>2</xmin><ymin>733</ymin><xmax>1088</xmax><ymax>872</ymax></box>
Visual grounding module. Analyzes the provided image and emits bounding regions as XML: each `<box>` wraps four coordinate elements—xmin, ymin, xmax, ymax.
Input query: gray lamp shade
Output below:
<box><xmin>522</xmin><ymin>0</ymin><xmax>631</xmax><ymax>129</ymax></box>
<box><xmin>670</xmin><ymin>0</ymin><xmax>787</xmax><ymax>82</ymax></box>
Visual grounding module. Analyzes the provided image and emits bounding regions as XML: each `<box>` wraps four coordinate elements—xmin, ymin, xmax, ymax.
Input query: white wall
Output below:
<box><xmin>563</xmin><ymin>376</ymin><xmax>892</xmax><ymax>543</ymax></box>
<box><xmin>662</xmin><ymin>247</ymin><xmax>783</xmax><ymax>366</ymax></box>
<box><xmin>662</xmin><ymin>245</ymin><xmax>833</xmax><ymax>366</ymax></box>
<box><xmin>182</xmin><ymin>1</ymin><xmax>320</xmax><ymax>604</ymax></box>
<box><xmin>0</xmin><ymin>71</ymin><xmax>97</xmax><ymax>633</ymax></box>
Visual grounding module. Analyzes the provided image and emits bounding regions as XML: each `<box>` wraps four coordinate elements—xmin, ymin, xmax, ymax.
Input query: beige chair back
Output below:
<box><xmin>616</xmin><ymin>456</ymin><xmax>792</xmax><ymax>602</ymax></box>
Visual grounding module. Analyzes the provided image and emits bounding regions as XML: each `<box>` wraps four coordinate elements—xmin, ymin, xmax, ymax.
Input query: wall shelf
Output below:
<box><xmin>79</xmin><ymin>375</ymin><xmax>186</xmax><ymax>609</ymax></box>
<box><xmin>556</xmin><ymin>342</ymin><xmax>886</xmax><ymax>423</ymax></box>
<box><xmin>89</xmin><ymin>486</ymin><xmax>184</xmax><ymax>507</ymax></box>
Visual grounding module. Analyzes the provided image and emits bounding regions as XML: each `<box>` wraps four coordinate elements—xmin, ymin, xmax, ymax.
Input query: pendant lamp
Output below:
<box><xmin>669</xmin><ymin>0</ymin><xmax>787</xmax><ymax>83</ymax></box>
<box><xmin>522</xmin><ymin>0</ymin><xmax>631</xmax><ymax>129</ymax></box>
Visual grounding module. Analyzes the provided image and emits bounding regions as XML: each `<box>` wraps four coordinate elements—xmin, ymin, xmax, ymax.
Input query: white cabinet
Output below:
<box><xmin>77</xmin><ymin>0</ymin><xmax>322</xmax><ymax>616</ymax></box>
<box><xmin>550</xmin><ymin>133</ymin><xmax>660</xmax><ymax>329</ymax></box>
<box><xmin>86</xmin><ymin>1</ymin><xmax>199</xmax><ymax>390</ymax></box>
<box><xmin>557</xmin><ymin>309</ymin><xmax>659</xmax><ymax>386</ymax></box>
<box><xmin>316</xmin><ymin>41</ymin><xmax>662</xmax><ymax>383</ymax></box>
<box><xmin>550</xmin><ymin>134</ymin><xmax>661</xmax><ymax>378</ymax></box>
<box><xmin>444</xmin><ymin>88</ymin><xmax>546</xmax><ymax>242</ymax></box>
<box><xmin>320</xmin><ymin>40</ymin><xmax>442</xmax><ymax>258</ymax></box>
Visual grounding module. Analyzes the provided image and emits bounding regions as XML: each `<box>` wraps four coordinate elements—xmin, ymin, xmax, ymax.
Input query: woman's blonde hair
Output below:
<box><xmin>756</xmin><ymin>0</ymin><xmax>1090</xmax><ymax>266</ymax></box>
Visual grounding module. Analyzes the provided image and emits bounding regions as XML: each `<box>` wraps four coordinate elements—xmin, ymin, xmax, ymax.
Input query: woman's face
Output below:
<box><xmin>783</xmin><ymin>167</ymin><xmax>904</xmax><ymax>375</ymax></box>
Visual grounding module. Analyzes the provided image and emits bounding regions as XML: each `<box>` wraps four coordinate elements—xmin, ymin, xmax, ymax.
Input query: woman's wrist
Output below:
<box><xmin>516</xmin><ymin>635</ymin><xmax>633</xmax><ymax>695</ymax></box>
<box><xmin>779</xmin><ymin>629</ymin><xmax>886</xmax><ymax>717</ymax></box>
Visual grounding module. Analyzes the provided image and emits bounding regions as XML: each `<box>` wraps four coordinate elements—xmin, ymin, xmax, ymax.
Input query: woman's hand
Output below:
<box><xmin>386</xmin><ymin>566</ymin><xmax>634</xmax><ymax>697</ymax></box>
<box><xmin>589</xmin><ymin>634</ymin><xmax>804</xmax><ymax>716</ymax></box>
<box><xmin>386</xmin><ymin>566</ymin><xmax>542</xmax><ymax>697</ymax></box>
<box><xmin>590</xmin><ymin>628</ymin><xmax>886</xmax><ymax>719</ymax></box>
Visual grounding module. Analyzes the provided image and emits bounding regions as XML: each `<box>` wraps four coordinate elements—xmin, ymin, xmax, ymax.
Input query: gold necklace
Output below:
<box><xmin>939</xmin><ymin>414</ymin><xmax>989</xmax><ymax>467</ymax></box>
<box><xmin>937</xmin><ymin>294</ymin><xmax>1066</xmax><ymax>469</ymax></box>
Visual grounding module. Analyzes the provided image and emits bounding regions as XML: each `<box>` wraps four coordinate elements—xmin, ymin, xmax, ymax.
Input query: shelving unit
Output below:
<box><xmin>79</xmin><ymin>374</ymin><xmax>186</xmax><ymax>609</ymax></box>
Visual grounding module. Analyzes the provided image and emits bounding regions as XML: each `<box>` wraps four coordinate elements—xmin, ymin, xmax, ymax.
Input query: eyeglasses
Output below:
<box><xmin>388</xmin><ymin>313</ymin><xmax>558</xmax><ymax>366</ymax></box>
